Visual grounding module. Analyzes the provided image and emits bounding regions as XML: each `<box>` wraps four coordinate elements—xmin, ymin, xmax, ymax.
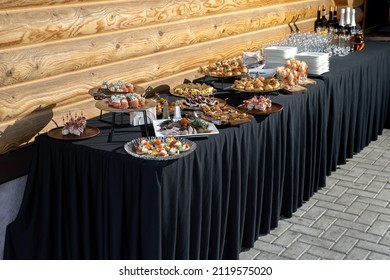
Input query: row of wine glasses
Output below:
<box><xmin>261</xmin><ymin>31</ymin><xmax>361</xmax><ymax>57</ymax></box>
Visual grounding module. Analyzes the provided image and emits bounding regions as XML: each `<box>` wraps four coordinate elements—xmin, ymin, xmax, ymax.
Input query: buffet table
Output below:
<box><xmin>4</xmin><ymin>41</ymin><xmax>390</xmax><ymax>260</ymax></box>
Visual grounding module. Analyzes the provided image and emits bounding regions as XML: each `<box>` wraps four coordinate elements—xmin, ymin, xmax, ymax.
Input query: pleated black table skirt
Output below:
<box><xmin>4</xmin><ymin>41</ymin><xmax>390</xmax><ymax>260</ymax></box>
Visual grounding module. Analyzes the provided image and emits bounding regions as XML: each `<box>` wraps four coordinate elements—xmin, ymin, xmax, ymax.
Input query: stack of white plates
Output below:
<box><xmin>295</xmin><ymin>52</ymin><xmax>329</xmax><ymax>75</ymax></box>
<box><xmin>263</xmin><ymin>46</ymin><xmax>298</xmax><ymax>69</ymax></box>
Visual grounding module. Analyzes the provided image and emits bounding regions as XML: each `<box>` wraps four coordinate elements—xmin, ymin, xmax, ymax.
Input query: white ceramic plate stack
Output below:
<box><xmin>263</xmin><ymin>46</ymin><xmax>298</xmax><ymax>69</ymax></box>
<box><xmin>295</xmin><ymin>52</ymin><xmax>329</xmax><ymax>75</ymax></box>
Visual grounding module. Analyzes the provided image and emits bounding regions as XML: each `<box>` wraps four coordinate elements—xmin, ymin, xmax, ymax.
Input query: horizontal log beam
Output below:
<box><xmin>0</xmin><ymin>1</ymin><xmax>322</xmax><ymax>86</ymax></box>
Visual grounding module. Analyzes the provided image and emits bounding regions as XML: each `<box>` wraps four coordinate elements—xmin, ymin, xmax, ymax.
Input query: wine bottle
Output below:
<box><xmin>350</xmin><ymin>9</ymin><xmax>357</xmax><ymax>34</ymax></box>
<box><xmin>349</xmin><ymin>8</ymin><xmax>357</xmax><ymax>52</ymax></box>
<box><xmin>328</xmin><ymin>6</ymin><xmax>333</xmax><ymax>23</ymax></box>
<box><xmin>314</xmin><ymin>5</ymin><xmax>322</xmax><ymax>32</ymax></box>
<box><xmin>321</xmin><ymin>5</ymin><xmax>329</xmax><ymax>33</ymax></box>
<box><xmin>338</xmin><ymin>8</ymin><xmax>346</xmax><ymax>34</ymax></box>
<box><xmin>327</xmin><ymin>6</ymin><xmax>335</xmax><ymax>32</ymax></box>
<box><xmin>332</xmin><ymin>6</ymin><xmax>339</xmax><ymax>29</ymax></box>
<box><xmin>345</xmin><ymin>7</ymin><xmax>351</xmax><ymax>34</ymax></box>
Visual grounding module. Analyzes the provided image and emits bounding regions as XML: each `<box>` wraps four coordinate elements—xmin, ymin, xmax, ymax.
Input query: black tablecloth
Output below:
<box><xmin>4</xmin><ymin>41</ymin><xmax>390</xmax><ymax>260</ymax></box>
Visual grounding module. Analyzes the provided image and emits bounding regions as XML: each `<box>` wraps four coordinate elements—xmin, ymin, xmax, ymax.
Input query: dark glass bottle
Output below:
<box><xmin>344</xmin><ymin>7</ymin><xmax>351</xmax><ymax>35</ymax></box>
<box><xmin>327</xmin><ymin>6</ymin><xmax>334</xmax><ymax>31</ymax></box>
<box><xmin>321</xmin><ymin>5</ymin><xmax>329</xmax><ymax>33</ymax></box>
<box><xmin>328</xmin><ymin>6</ymin><xmax>333</xmax><ymax>24</ymax></box>
<box><xmin>332</xmin><ymin>6</ymin><xmax>339</xmax><ymax>30</ymax></box>
<box><xmin>314</xmin><ymin>5</ymin><xmax>322</xmax><ymax>32</ymax></box>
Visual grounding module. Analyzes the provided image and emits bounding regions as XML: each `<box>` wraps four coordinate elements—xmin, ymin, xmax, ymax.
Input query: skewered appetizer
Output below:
<box><xmin>62</xmin><ymin>112</ymin><xmax>87</xmax><ymax>136</ymax></box>
<box><xmin>200</xmin><ymin>57</ymin><xmax>249</xmax><ymax>76</ymax></box>
<box><xmin>100</xmin><ymin>80</ymin><xmax>135</xmax><ymax>93</ymax></box>
<box><xmin>173</xmin><ymin>83</ymin><xmax>215</xmax><ymax>97</ymax></box>
<box><xmin>232</xmin><ymin>76</ymin><xmax>281</xmax><ymax>92</ymax></box>
<box><xmin>107</xmin><ymin>93</ymin><xmax>146</xmax><ymax>109</ymax></box>
<box><xmin>134</xmin><ymin>136</ymin><xmax>191</xmax><ymax>157</ymax></box>
<box><xmin>240</xmin><ymin>96</ymin><xmax>272</xmax><ymax>112</ymax></box>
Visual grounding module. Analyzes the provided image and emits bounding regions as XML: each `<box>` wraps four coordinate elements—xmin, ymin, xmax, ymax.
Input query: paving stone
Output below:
<box><xmin>378</xmin><ymin>142</ymin><xmax>390</xmax><ymax>149</ymax></box>
<box><xmin>310</xmin><ymin>215</ymin><xmax>337</xmax><ymax>231</ymax></box>
<box><xmin>333</xmin><ymin>167</ymin><xmax>348</xmax><ymax>175</ymax></box>
<box><xmin>365</xmin><ymin>150</ymin><xmax>385</xmax><ymax>161</ymax></box>
<box><xmin>383</xmin><ymin>165</ymin><xmax>390</xmax><ymax>172</ymax></box>
<box><xmin>311</xmin><ymin>192</ymin><xmax>337</xmax><ymax>203</ymax></box>
<box><xmin>268</xmin><ymin>220</ymin><xmax>292</xmax><ymax>237</ymax></box>
<box><xmin>325</xmin><ymin>209</ymin><xmax>358</xmax><ymax>222</ymax></box>
<box><xmin>320</xmin><ymin>224</ymin><xmax>347</xmax><ymax>242</ymax></box>
<box><xmin>334</xmin><ymin>219</ymin><xmax>370</xmax><ymax>232</ymax></box>
<box><xmin>273</xmin><ymin>230</ymin><xmax>301</xmax><ymax>247</ymax></box>
<box><xmin>307</xmin><ymin>245</ymin><xmax>345</xmax><ymax>260</ymax></box>
<box><xmin>331</xmin><ymin>235</ymin><xmax>358</xmax><ymax>254</ymax></box>
<box><xmin>314</xmin><ymin>201</ymin><xmax>347</xmax><ymax>213</ymax></box>
<box><xmin>325</xmin><ymin>177</ymin><xmax>340</xmax><ymax>188</ymax></box>
<box><xmin>363</xmin><ymin>169</ymin><xmax>387</xmax><ymax>178</ymax></box>
<box><xmin>288</xmin><ymin>215</ymin><xmax>315</xmax><ymax>227</ymax></box>
<box><xmin>378</xmin><ymin>213</ymin><xmax>390</xmax><ymax>223</ymax></box>
<box><xmin>356</xmin><ymin>240</ymin><xmax>390</xmax><ymax>256</ymax></box>
<box><xmin>373</xmin><ymin>157</ymin><xmax>390</xmax><ymax>167</ymax></box>
<box><xmin>293</xmin><ymin>208</ymin><xmax>306</xmax><ymax>218</ymax></box>
<box><xmin>356</xmin><ymin>196</ymin><xmax>389</xmax><ymax>207</ymax></box>
<box><xmin>346</xmin><ymin>167</ymin><xmax>366</xmax><ymax>178</ymax></box>
<box><xmin>355</xmin><ymin>210</ymin><xmax>379</xmax><ymax>226</ymax></box>
<box><xmin>367</xmin><ymin>220</ymin><xmax>390</xmax><ymax>236</ymax></box>
<box><xmin>349</xmin><ymin>157</ymin><xmax>376</xmax><ymax>165</ymax></box>
<box><xmin>302</xmin><ymin>206</ymin><xmax>327</xmax><ymax>221</ymax></box>
<box><xmin>298</xmin><ymin>252</ymin><xmax>321</xmax><ymax>260</ymax></box>
<box><xmin>347</xmin><ymin>188</ymin><xmax>378</xmax><ymax>200</ymax></box>
<box><xmin>345</xmin><ymin>247</ymin><xmax>370</xmax><ymax>260</ymax></box>
<box><xmin>253</xmin><ymin>240</ymin><xmax>285</xmax><ymax>255</ymax></box>
<box><xmin>289</xmin><ymin>224</ymin><xmax>323</xmax><ymax>238</ymax></box>
<box><xmin>327</xmin><ymin>173</ymin><xmax>358</xmax><ymax>184</ymax></box>
<box><xmin>367</xmin><ymin>252</ymin><xmax>390</xmax><ymax>260</ymax></box>
<box><xmin>337</xmin><ymin>179</ymin><xmax>367</xmax><ymax>190</ymax></box>
<box><xmin>366</xmin><ymin>205</ymin><xmax>390</xmax><ymax>216</ymax></box>
<box><xmin>334</xmin><ymin>193</ymin><xmax>357</xmax><ymax>206</ymax></box>
<box><xmin>281</xmin><ymin>241</ymin><xmax>311</xmax><ymax>259</ymax></box>
<box><xmin>345</xmin><ymin>229</ymin><xmax>382</xmax><ymax>243</ymax></box>
<box><xmin>376</xmin><ymin>189</ymin><xmax>390</xmax><ymax>202</ymax></box>
<box><xmin>257</xmin><ymin>233</ymin><xmax>278</xmax><ymax>243</ymax></box>
<box><xmin>299</xmin><ymin>200</ymin><xmax>317</xmax><ymax>211</ymax></box>
<box><xmin>379</xmin><ymin>231</ymin><xmax>390</xmax><ymax>247</ymax></box>
<box><xmin>355</xmin><ymin>163</ymin><xmax>385</xmax><ymax>171</ymax></box>
<box><xmin>345</xmin><ymin>201</ymin><xmax>369</xmax><ymax>215</ymax></box>
<box><xmin>372</xmin><ymin>176</ymin><xmax>390</xmax><ymax>184</ymax></box>
<box><xmin>364</xmin><ymin>180</ymin><xmax>387</xmax><ymax>193</ymax></box>
<box><xmin>338</xmin><ymin>162</ymin><xmax>357</xmax><ymax>172</ymax></box>
<box><xmin>299</xmin><ymin>235</ymin><xmax>334</xmax><ymax>249</ymax></box>
<box><xmin>239</xmin><ymin>248</ymin><xmax>260</xmax><ymax>260</ymax></box>
<box><xmin>254</xmin><ymin>251</ymin><xmax>289</xmax><ymax>260</ymax></box>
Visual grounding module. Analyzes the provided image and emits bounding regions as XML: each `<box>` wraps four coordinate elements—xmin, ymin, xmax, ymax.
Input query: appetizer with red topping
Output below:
<box><xmin>134</xmin><ymin>136</ymin><xmax>191</xmax><ymax>157</ymax></box>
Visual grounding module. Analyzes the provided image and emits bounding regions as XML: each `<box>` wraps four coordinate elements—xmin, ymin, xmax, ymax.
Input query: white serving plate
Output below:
<box><xmin>248</xmin><ymin>68</ymin><xmax>276</xmax><ymax>78</ymax></box>
<box><xmin>153</xmin><ymin>119</ymin><xmax>219</xmax><ymax>138</ymax></box>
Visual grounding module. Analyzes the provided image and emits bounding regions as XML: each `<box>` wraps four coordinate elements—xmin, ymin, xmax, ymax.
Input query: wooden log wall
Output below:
<box><xmin>0</xmin><ymin>0</ymin><xmax>333</xmax><ymax>154</ymax></box>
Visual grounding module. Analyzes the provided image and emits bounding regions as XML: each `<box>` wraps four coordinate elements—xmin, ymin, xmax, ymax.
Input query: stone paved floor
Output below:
<box><xmin>240</xmin><ymin>129</ymin><xmax>390</xmax><ymax>260</ymax></box>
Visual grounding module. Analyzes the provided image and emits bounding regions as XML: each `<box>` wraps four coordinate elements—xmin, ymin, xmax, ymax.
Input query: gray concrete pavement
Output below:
<box><xmin>240</xmin><ymin>129</ymin><xmax>390</xmax><ymax>260</ymax></box>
